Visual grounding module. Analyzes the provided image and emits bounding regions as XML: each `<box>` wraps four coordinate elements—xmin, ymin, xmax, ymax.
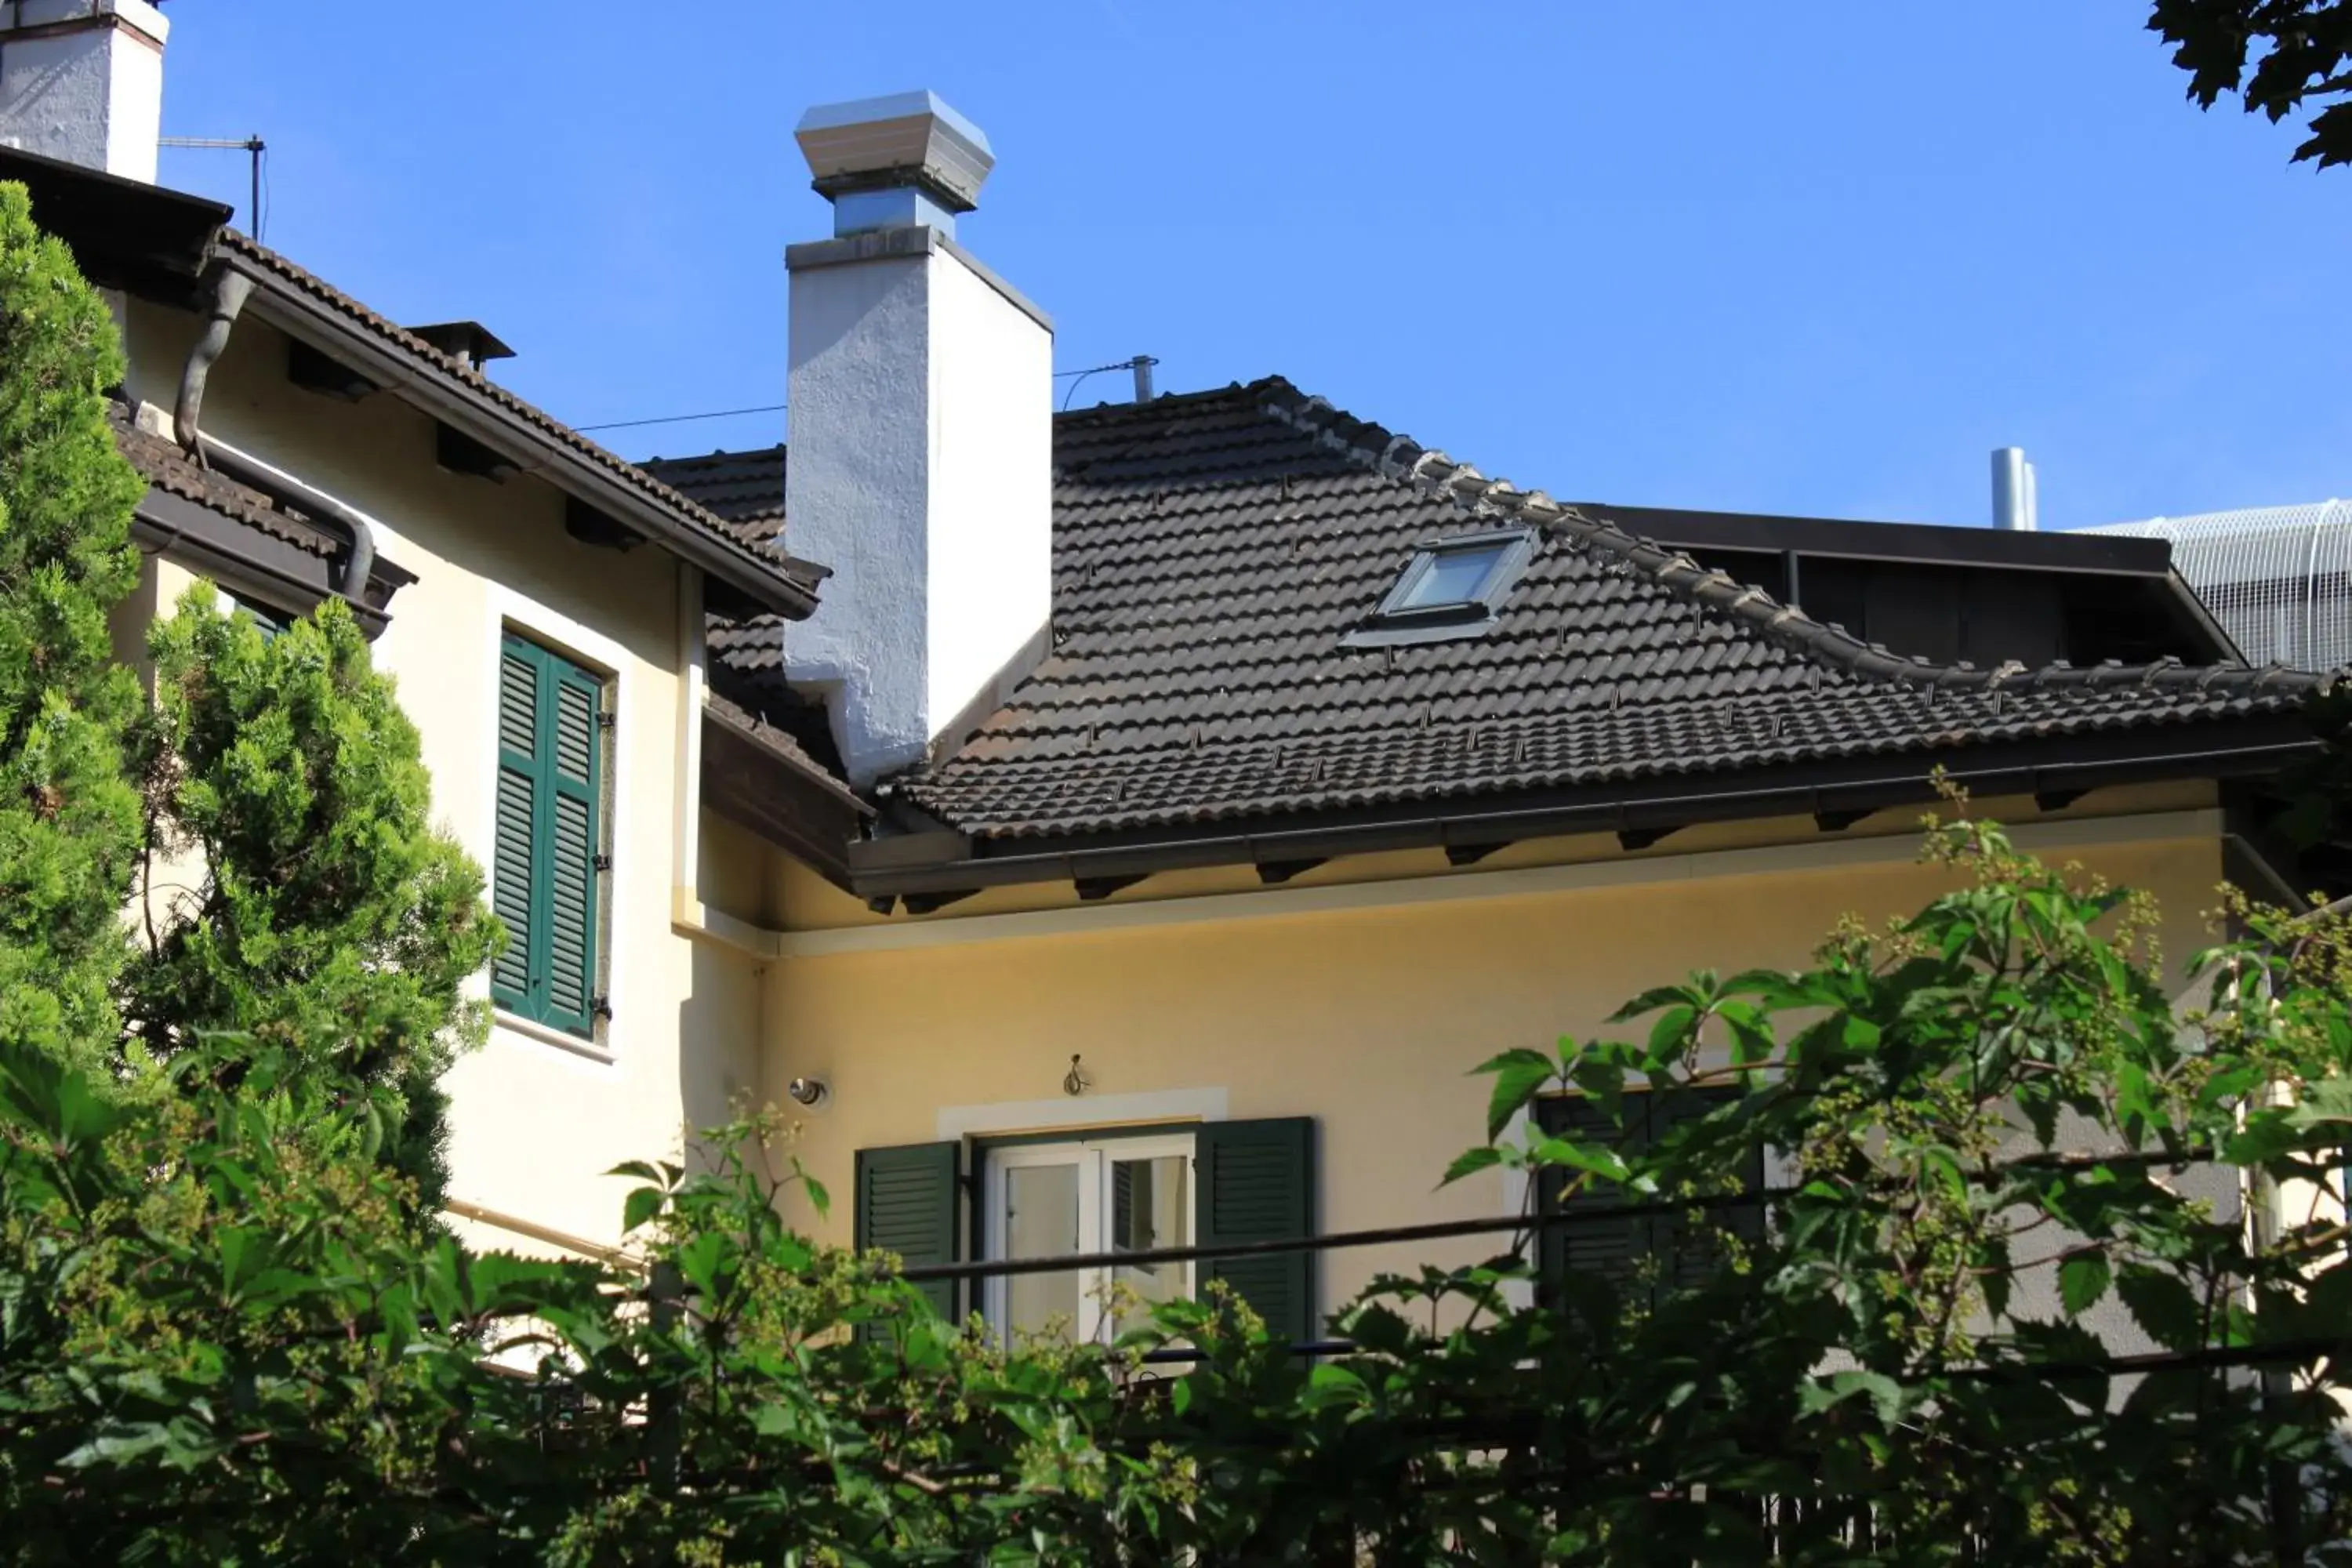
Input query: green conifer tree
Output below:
<box><xmin>0</xmin><ymin>180</ymin><xmax>494</xmax><ymax>1207</ymax></box>
<box><xmin>125</xmin><ymin>589</ymin><xmax>498</xmax><ymax>1210</ymax></box>
<box><xmin>0</xmin><ymin>184</ymin><xmax>144</xmax><ymax>1073</ymax></box>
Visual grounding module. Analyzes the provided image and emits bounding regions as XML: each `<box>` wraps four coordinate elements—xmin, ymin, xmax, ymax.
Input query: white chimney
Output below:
<box><xmin>783</xmin><ymin>91</ymin><xmax>1053</xmax><ymax>786</ymax></box>
<box><xmin>0</xmin><ymin>1</ymin><xmax>169</xmax><ymax>183</ymax></box>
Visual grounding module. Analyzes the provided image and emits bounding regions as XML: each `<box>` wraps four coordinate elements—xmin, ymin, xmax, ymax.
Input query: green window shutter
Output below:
<box><xmin>1195</xmin><ymin>1118</ymin><xmax>1316</xmax><ymax>1343</ymax></box>
<box><xmin>855</xmin><ymin>1142</ymin><xmax>962</xmax><ymax>1322</ymax></box>
<box><xmin>1646</xmin><ymin>1087</ymin><xmax>1766</xmax><ymax>1295</ymax></box>
<box><xmin>1537</xmin><ymin>1087</ymin><xmax>1761</xmax><ymax>1309</ymax></box>
<box><xmin>491</xmin><ymin>648</ymin><xmax>539</xmax><ymax>1011</ymax></box>
<box><xmin>1535</xmin><ymin>1094</ymin><xmax>1652</xmax><ymax>1306</ymax></box>
<box><xmin>541</xmin><ymin>665</ymin><xmax>601</xmax><ymax>1036</ymax></box>
<box><xmin>226</xmin><ymin>594</ymin><xmax>288</xmax><ymax>641</ymax></box>
<box><xmin>492</xmin><ymin>633</ymin><xmax>604</xmax><ymax>1037</ymax></box>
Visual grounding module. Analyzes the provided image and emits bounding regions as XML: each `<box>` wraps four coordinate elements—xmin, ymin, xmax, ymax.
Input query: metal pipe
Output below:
<box><xmin>197</xmin><ymin>435</ymin><xmax>377</xmax><ymax>598</ymax></box>
<box><xmin>172</xmin><ymin>263</ymin><xmax>252</xmax><ymax>462</ymax></box>
<box><xmin>1991</xmin><ymin>447</ymin><xmax>2036</xmax><ymax>532</ymax></box>
<box><xmin>1131</xmin><ymin>354</ymin><xmax>1157</xmax><ymax>403</ymax></box>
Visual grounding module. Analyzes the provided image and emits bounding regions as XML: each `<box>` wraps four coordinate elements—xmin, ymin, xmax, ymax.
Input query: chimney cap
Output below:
<box><xmin>407</xmin><ymin>321</ymin><xmax>515</xmax><ymax>370</ymax></box>
<box><xmin>795</xmin><ymin>90</ymin><xmax>993</xmax><ymax>214</ymax></box>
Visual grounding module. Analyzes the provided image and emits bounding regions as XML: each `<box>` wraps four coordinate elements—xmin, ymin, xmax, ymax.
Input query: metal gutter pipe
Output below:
<box><xmin>172</xmin><ymin>262</ymin><xmax>252</xmax><ymax>461</ymax></box>
<box><xmin>197</xmin><ymin>434</ymin><xmax>376</xmax><ymax>598</ymax></box>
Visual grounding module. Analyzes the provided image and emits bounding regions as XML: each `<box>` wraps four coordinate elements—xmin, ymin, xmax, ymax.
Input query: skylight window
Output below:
<box><xmin>1345</xmin><ymin>528</ymin><xmax>1537</xmax><ymax>647</ymax></box>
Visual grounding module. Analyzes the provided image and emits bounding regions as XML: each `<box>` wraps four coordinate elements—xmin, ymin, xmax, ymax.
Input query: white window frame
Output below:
<box><xmin>980</xmin><ymin>1131</ymin><xmax>1197</xmax><ymax>1345</ymax></box>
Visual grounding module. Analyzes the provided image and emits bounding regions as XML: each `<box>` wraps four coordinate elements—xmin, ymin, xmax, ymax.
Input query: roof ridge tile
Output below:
<box><xmin>1254</xmin><ymin>383</ymin><xmax>2346</xmax><ymax>702</ymax></box>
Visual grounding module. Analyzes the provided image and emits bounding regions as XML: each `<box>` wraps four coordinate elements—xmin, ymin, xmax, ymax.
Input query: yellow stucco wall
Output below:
<box><xmin>761</xmin><ymin>816</ymin><xmax>2230</xmax><ymax>1327</ymax></box>
<box><xmin>116</xmin><ymin>297</ymin><xmax>766</xmax><ymax>1254</ymax></box>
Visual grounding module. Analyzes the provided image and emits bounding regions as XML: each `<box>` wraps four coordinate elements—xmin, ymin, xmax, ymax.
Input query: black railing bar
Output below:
<box><xmin>1126</xmin><ymin>1335</ymin><xmax>2351</xmax><ymax>1382</ymax></box>
<box><xmin>898</xmin><ymin>1188</ymin><xmax>1801</xmax><ymax>1283</ymax></box>
<box><xmin>1135</xmin><ymin>1340</ymin><xmax>1357</xmax><ymax>1365</ymax></box>
<box><xmin>896</xmin><ymin>1149</ymin><xmax>2244</xmax><ymax>1285</ymax></box>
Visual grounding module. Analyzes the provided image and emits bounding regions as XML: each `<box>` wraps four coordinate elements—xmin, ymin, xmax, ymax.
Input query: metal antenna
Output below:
<box><xmin>158</xmin><ymin>136</ymin><xmax>268</xmax><ymax>240</ymax></box>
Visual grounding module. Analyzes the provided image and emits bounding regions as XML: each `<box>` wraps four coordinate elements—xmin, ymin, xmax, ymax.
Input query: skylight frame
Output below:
<box><xmin>1345</xmin><ymin>526</ymin><xmax>1537</xmax><ymax>648</ymax></box>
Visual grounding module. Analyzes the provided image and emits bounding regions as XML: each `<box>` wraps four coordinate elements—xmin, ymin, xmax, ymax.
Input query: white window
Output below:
<box><xmin>1347</xmin><ymin>526</ymin><xmax>1538</xmax><ymax>647</ymax></box>
<box><xmin>982</xmin><ymin>1132</ymin><xmax>1196</xmax><ymax>1344</ymax></box>
<box><xmin>1399</xmin><ymin>540</ymin><xmax>1512</xmax><ymax>609</ymax></box>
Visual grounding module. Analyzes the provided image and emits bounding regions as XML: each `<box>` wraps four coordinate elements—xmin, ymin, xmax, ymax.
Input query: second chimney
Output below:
<box><xmin>783</xmin><ymin>91</ymin><xmax>1053</xmax><ymax>785</ymax></box>
<box><xmin>0</xmin><ymin>0</ymin><xmax>169</xmax><ymax>183</ymax></box>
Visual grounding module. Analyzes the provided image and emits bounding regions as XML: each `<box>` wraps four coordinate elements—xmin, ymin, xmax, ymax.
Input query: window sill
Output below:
<box><xmin>492</xmin><ymin>1008</ymin><xmax>614</xmax><ymax>1065</ymax></box>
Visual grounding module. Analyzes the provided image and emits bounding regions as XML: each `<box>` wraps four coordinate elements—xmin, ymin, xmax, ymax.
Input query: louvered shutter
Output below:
<box><xmin>1648</xmin><ymin>1086</ymin><xmax>1766</xmax><ymax>1295</ymax></box>
<box><xmin>1195</xmin><ymin>1118</ymin><xmax>1316</xmax><ymax>1343</ymax></box>
<box><xmin>855</xmin><ymin>1142</ymin><xmax>962</xmax><ymax>1321</ymax></box>
<box><xmin>1537</xmin><ymin>1087</ymin><xmax>1764</xmax><ymax>1309</ymax></box>
<box><xmin>1535</xmin><ymin>1094</ymin><xmax>1651</xmax><ymax>1308</ymax></box>
<box><xmin>491</xmin><ymin>648</ymin><xmax>539</xmax><ymax>1011</ymax></box>
<box><xmin>492</xmin><ymin>634</ymin><xmax>604</xmax><ymax>1038</ymax></box>
<box><xmin>542</xmin><ymin>664</ymin><xmax>601</xmax><ymax>1036</ymax></box>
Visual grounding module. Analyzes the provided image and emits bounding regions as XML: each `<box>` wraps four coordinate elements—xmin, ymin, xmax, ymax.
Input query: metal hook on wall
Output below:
<box><xmin>1063</xmin><ymin>1054</ymin><xmax>1090</xmax><ymax>1097</ymax></box>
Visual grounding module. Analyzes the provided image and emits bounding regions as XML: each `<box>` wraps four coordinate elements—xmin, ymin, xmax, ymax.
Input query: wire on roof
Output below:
<box><xmin>575</xmin><ymin>402</ymin><xmax>788</xmax><ymax>434</ymax></box>
<box><xmin>579</xmin><ymin>359</ymin><xmax>1150</xmax><ymax>434</ymax></box>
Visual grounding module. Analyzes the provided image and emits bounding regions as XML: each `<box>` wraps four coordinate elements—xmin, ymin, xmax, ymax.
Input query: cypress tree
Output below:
<box><xmin>0</xmin><ymin>183</ymin><xmax>144</xmax><ymax>1073</ymax></box>
<box><xmin>0</xmin><ymin>180</ymin><xmax>495</xmax><ymax>1207</ymax></box>
<box><xmin>125</xmin><ymin>597</ymin><xmax>497</xmax><ymax>1207</ymax></box>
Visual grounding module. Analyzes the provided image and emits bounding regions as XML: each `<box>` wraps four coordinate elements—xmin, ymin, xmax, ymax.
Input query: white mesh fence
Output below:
<box><xmin>2082</xmin><ymin>500</ymin><xmax>2352</xmax><ymax>671</ymax></box>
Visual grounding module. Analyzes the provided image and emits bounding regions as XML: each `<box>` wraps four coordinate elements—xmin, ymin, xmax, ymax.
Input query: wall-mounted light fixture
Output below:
<box><xmin>786</xmin><ymin>1076</ymin><xmax>829</xmax><ymax>1110</ymax></box>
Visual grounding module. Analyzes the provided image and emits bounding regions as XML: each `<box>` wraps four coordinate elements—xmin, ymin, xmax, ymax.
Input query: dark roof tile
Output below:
<box><xmin>109</xmin><ymin>402</ymin><xmax>340</xmax><ymax>557</ymax></box>
<box><xmin>664</xmin><ymin>378</ymin><xmax>2336</xmax><ymax>842</ymax></box>
<box><xmin>216</xmin><ymin>234</ymin><xmax>819</xmax><ymax>591</ymax></box>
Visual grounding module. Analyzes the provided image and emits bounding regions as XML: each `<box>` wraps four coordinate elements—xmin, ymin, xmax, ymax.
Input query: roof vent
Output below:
<box><xmin>1991</xmin><ymin>447</ymin><xmax>2038</xmax><ymax>532</ymax></box>
<box><xmin>795</xmin><ymin>90</ymin><xmax>994</xmax><ymax>240</ymax></box>
<box><xmin>407</xmin><ymin>321</ymin><xmax>514</xmax><ymax>373</ymax></box>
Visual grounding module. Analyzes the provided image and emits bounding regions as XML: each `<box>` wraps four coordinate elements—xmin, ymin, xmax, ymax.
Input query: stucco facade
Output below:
<box><xmin>690</xmin><ymin>784</ymin><xmax>2234</xmax><ymax>1329</ymax></box>
<box><xmin>112</xmin><ymin>294</ymin><xmax>767</xmax><ymax>1258</ymax></box>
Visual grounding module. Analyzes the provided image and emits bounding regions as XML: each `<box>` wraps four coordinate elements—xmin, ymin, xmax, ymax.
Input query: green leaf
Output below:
<box><xmin>1475</xmin><ymin>1047</ymin><xmax>1555</xmax><ymax>1139</ymax></box>
<box><xmin>1608</xmin><ymin>984</ymin><xmax>1697</xmax><ymax>1024</ymax></box>
<box><xmin>2115</xmin><ymin>1265</ymin><xmax>2202</xmax><ymax>1352</ymax></box>
<box><xmin>2059</xmin><ymin>1250</ymin><xmax>2113</xmax><ymax>1317</ymax></box>
<box><xmin>1799</xmin><ymin>1370</ymin><xmax>1912</xmax><ymax>1425</ymax></box>
<box><xmin>621</xmin><ymin>1186</ymin><xmax>664</xmax><ymax>1234</ymax></box>
<box><xmin>1529</xmin><ymin>1137</ymin><xmax>1635</xmax><ymax>1190</ymax></box>
<box><xmin>802</xmin><ymin>1174</ymin><xmax>830</xmax><ymax>1218</ymax></box>
<box><xmin>1441</xmin><ymin>1145</ymin><xmax>1504</xmax><ymax>1187</ymax></box>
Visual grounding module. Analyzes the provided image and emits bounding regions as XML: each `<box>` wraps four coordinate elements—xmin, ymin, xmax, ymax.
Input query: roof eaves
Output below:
<box><xmin>853</xmin><ymin>710</ymin><xmax>2320</xmax><ymax>898</ymax></box>
<box><xmin>214</xmin><ymin>232</ymin><xmax>823</xmax><ymax>619</ymax></box>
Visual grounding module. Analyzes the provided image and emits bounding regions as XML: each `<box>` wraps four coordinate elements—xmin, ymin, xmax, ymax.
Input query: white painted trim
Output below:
<box><xmin>979</xmin><ymin>1131</ymin><xmax>1196</xmax><ymax>1343</ymax></box>
<box><xmin>492</xmin><ymin>1010</ymin><xmax>617</xmax><ymax>1069</ymax></box>
<box><xmin>937</xmin><ymin>1086</ymin><xmax>1229</xmax><ymax>1143</ymax></box>
<box><xmin>779</xmin><ymin>809</ymin><xmax>2227</xmax><ymax>959</ymax></box>
<box><xmin>482</xmin><ymin>583</ymin><xmax>641</xmax><ymax>1058</ymax></box>
<box><xmin>673</xmin><ymin>564</ymin><xmax>704</xmax><ymax>902</ymax></box>
<box><xmin>670</xmin><ymin>890</ymin><xmax>779</xmax><ymax>962</ymax></box>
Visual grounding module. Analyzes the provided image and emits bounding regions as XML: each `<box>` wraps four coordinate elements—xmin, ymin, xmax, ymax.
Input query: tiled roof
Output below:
<box><xmin>215</xmin><ymin>233</ymin><xmax>821</xmax><ymax>591</ymax></box>
<box><xmin>641</xmin><ymin>445</ymin><xmax>786</xmax><ymax>532</ymax></box>
<box><xmin>915</xmin><ymin>380</ymin><xmax>2329</xmax><ymax>837</ymax></box>
<box><xmin>651</xmin><ymin>379</ymin><xmax>2335</xmax><ymax>842</ymax></box>
<box><xmin>110</xmin><ymin>402</ymin><xmax>339</xmax><ymax>557</ymax></box>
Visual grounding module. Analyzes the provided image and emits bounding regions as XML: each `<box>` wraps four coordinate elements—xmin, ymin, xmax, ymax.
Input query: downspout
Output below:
<box><xmin>173</xmin><ymin>262</ymin><xmax>252</xmax><ymax>463</ymax></box>
<box><xmin>170</xmin><ymin>261</ymin><xmax>379</xmax><ymax>601</ymax></box>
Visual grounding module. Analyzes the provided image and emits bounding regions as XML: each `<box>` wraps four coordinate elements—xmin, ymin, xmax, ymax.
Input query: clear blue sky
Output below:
<box><xmin>154</xmin><ymin>2</ymin><xmax>2347</xmax><ymax>532</ymax></box>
